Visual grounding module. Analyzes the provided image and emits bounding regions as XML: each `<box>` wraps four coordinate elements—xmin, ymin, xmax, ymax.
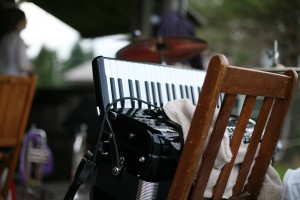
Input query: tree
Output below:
<box><xmin>62</xmin><ymin>41</ymin><xmax>94</xmax><ymax>72</ymax></box>
<box><xmin>189</xmin><ymin>0</ymin><xmax>300</xmax><ymax>67</ymax></box>
<box><xmin>32</xmin><ymin>46</ymin><xmax>62</xmax><ymax>87</ymax></box>
<box><xmin>190</xmin><ymin>0</ymin><xmax>300</xmax><ymax>164</ymax></box>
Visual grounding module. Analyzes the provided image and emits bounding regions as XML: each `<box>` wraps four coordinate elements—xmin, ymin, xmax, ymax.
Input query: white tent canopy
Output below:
<box><xmin>63</xmin><ymin>61</ymin><xmax>93</xmax><ymax>83</ymax></box>
<box><xmin>63</xmin><ymin>34</ymin><xmax>129</xmax><ymax>84</ymax></box>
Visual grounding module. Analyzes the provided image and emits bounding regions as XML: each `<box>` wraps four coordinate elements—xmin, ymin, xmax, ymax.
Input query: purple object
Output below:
<box><xmin>157</xmin><ymin>10</ymin><xmax>195</xmax><ymax>37</ymax></box>
<box><xmin>18</xmin><ymin>127</ymin><xmax>54</xmax><ymax>184</ymax></box>
<box><xmin>157</xmin><ymin>10</ymin><xmax>204</xmax><ymax>69</ymax></box>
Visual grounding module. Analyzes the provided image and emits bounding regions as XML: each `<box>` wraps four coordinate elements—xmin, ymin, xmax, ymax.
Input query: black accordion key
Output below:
<box><xmin>145</xmin><ymin>81</ymin><xmax>151</xmax><ymax>108</ymax></box>
<box><xmin>118</xmin><ymin>78</ymin><xmax>125</xmax><ymax>108</ymax></box>
<box><xmin>157</xmin><ymin>83</ymin><xmax>163</xmax><ymax>107</ymax></box>
<box><xmin>166</xmin><ymin>83</ymin><xmax>171</xmax><ymax>101</ymax></box>
<box><xmin>151</xmin><ymin>82</ymin><xmax>157</xmax><ymax>106</ymax></box>
<box><xmin>135</xmin><ymin>80</ymin><xmax>142</xmax><ymax>108</ymax></box>
<box><xmin>172</xmin><ymin>84</ymin><xmax>176</xmax><ymax>99</ymax></box>
<box><xmin>185</xmin><ymin>85</ymin><xmax>190</xmax><ymax>99</ymax></box>
<box><xmin>190</xmin><ymin>86</ymin><xmax>196</xmax><ymax>105</ymax></box>
<box><xmin>180</xmin><ymin>85</ymin><xmax>184</xmax><ymax>98</ymax></box>
<box><xmin>110</xmin><ymin>78</ymin><xmax>117</xmax><ymax>109</ymax></box>
<box><xmin>128</xmin><ymin>79</ymin><xmax>135</xmax><ymax>108</ymax></box>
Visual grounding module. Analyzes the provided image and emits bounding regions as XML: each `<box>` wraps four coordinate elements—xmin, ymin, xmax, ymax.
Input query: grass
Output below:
<box><xmin>273</xmin><ymin>153</ymin><xmax>300</xmax><ymax>181</ymax></box>
<box><xmin>273</xmin><ymin>164</ymin><xmax>289</xmax><ymax>180</ymax></box>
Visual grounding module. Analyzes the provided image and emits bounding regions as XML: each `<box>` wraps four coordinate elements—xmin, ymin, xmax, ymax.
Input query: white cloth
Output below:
<box><xmin>163</xmin><ymin>99</ymin><xmax>283</xmax><ymax>199</ymax></box>
<box><xmin>283</xmin><ymin>167</ymin><xmax>300</xmax><ymax>200</ymax></box>
<box><xmin>0</xmin><ymin>31</ymin><xmax>32</xmax><ymax>74</ymax></box>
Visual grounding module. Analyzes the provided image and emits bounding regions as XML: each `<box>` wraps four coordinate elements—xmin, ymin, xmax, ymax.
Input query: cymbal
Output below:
<box><xmin>116</xmin><ymin>36</ymin><xmax>208</xmax><ymax>64</ymax></box>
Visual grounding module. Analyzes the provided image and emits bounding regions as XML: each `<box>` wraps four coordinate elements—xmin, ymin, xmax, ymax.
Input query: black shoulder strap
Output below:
<box><xmin>64</xmin><ymin>151</ymin><xmax>95</xmax><ymax>200</ymax></box>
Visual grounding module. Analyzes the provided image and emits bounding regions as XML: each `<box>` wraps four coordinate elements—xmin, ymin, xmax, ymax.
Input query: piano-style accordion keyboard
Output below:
<box><xmin>90</xmin><ymin>56</ymin><xmax>253</xmax><ymax>200</ymax></box>
<box><xmin>92</xmin><ymin>56</ymin><xmax>222</xmax><ymax>113</ymax></box>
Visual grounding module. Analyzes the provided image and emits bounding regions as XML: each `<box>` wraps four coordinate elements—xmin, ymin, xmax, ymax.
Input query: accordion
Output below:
<box><xmin>91</xmin><ymin>107</ymin><xmax>184</xmax><ymax>200</ymax></box>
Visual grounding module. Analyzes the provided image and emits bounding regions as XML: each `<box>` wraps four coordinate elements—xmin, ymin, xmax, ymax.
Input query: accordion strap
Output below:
<box><xmin>64</xmin><ymin>151</ymin><xmax>94</xmax><ymax>200</ymax></box>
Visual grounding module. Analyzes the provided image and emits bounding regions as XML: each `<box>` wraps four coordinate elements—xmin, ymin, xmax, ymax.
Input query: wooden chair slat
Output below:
<box><xmin>233</xmin><ymin>97</ymin><xmax>274</xmax><ymax>196</ymax></box>
<box><xmin>212</xmin><ymin>96</ymin><xmax>256</xmax><ymax>199</ymax></box>
<box><xmin>223</xmin><ymin>67</ymin><xmax>290</xmax><ymax>98</ymax></box>
<box><xmin>191</xmin><ymin>94</ymin><xmax>236</xmax><ymax>200</ymax></box>
<box><xmin>0</xmin><ymin>74</ymin><xmax>36</xmax><ymax>200</ymax></box>
<box><xmin>3</xmin><ymin>85</ymin><xmax>27</xmax><ymax>139</ymax></box>
<box><xmin>167</xmin><ymin>54</ymin><xmax>298</xmax><ymax>200</ymax></box>
<box><xmin>167</xmin><ymin>56</ymin><xmax>229</xmax><ymax>200</ymax></box>
<box><xmin>0</xmin><ymin>85</ymin><xmax>11</xmax><ymax>133</ymax></box>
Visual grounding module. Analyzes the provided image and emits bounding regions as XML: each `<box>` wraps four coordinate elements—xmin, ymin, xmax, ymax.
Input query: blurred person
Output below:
<box><xmin>156</xmin><ymin>10</ymin><xmax>205</xmax><ymax>70</ymax></box>
<box><xmin>0</xmin><ymin>7</ymin><xmax>33</xmax><ymax>74</ymax></box>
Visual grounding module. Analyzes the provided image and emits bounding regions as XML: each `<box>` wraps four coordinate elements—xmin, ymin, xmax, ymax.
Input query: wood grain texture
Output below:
<box><xmin>167</xmin><ymin>54</ymin><xmax>298</xmax><ymax>200</ymax></box>
<box><xmin>0</xmin><ymin>74</ymin><xmax>36</xmax><ymax>200</ymax></box>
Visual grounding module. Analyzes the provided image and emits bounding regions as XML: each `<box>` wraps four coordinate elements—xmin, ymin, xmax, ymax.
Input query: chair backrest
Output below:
<box><xmin>167</xmin><ymin>54</ymin><xmax>298</xmax><ymax>200</ymax></box>
<box><xmin>0</xmin><ymin>74</ymin><xmax>36</xmax><ymax>199</ymax></box>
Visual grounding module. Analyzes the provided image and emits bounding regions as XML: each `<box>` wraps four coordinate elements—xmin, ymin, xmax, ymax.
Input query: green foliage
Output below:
<box><xmin>189</xmin><ymin>0</ymin><xmax>300</xmax><ymax>67</ymax></box>
<box><xmin>62</xmin><ymin>41</ymin><xmax>94</xmax><ymax>72</ymax></box>
<box><xmin>32</xmin><ymin>46</ymin><xmax>62</xmax><ymax>87</ymax></box>
<box><xmin>31</xmin><ymin>40</ymin><xmax>94</xmax><ymax>88</ymax></box>
<box><xmin>273</xmin><ymin>164</ymin><xmax>287</xmax><ymax>180</ymax></box>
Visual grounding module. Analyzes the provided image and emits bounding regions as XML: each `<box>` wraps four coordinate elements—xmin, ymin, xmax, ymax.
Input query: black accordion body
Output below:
<box><xmin>62</xmin><ymin>57</ymin><xmax>260</xmax><ymax>200</ymax></box>
<box><xmin>90</xmin><ymin>56</ymin><xmax>255</xmax><ymax>200</ymax></box>
<box><xmin>90</xmin><ymin>56</ymin><xmax>201</xmax><ymax>200</ymax></box>
<box><xmin>92</xmin><ymin>108</ymin><xmax>183</xmax><ymax>200</ymax></box>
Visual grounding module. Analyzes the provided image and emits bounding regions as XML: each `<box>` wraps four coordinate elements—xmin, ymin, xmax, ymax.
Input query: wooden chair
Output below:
<box><xmin>167</xmin><ymin>54</ymin><xmax>298</xmax><ymax>200</ymax></box>
<box><xmin>0</xmin><ymin>74</ymin><xmax>37</xmax><ymax>200</ymax></box>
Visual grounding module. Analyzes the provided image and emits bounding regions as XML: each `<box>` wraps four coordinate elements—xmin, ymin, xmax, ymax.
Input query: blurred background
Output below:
<box><xmin>11</xmin><ymin>0</ymin><xmax>300</xmax><ymax>88</ymax></box>
<box><xmin>1</xmin><ymin>0</ymin><xmax>300</xmax><ymax>199</ymax></box>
